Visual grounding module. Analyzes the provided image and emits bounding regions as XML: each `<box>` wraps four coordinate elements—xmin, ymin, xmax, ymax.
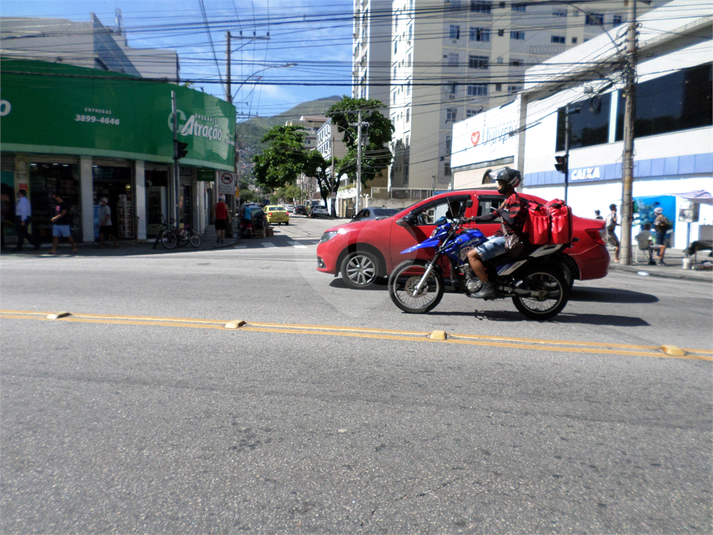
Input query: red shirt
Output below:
<box><xmin>474</xmin><ymin>193</ymin><xmax>526</xmax><ymax>236</ymax></box>
<box><xmin>215</xmin><ymin>201</ymin><xmax>229</xmax><ymax>220</ymax></box>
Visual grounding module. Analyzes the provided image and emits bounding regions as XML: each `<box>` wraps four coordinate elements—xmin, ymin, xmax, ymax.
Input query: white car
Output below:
<box><xmin>311</xmin><ymin>205</ymin><xmax>329</xmax><ymax>217</ymax></box>
<box><xmin>283</xmin><ymin>204</ymin><xmax>294</xmax><ymax>212</ymax></box>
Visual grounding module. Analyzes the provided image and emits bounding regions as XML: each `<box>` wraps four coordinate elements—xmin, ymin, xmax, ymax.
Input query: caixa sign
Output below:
<box><xmin>571</xmin><ymin>167</ymin><xmax>601</xmax><ymax>181</ymax></box>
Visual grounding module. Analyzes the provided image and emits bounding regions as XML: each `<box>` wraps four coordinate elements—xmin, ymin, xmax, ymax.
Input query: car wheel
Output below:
<box><xmin>340</xmin><ymin>251</ymin><xmax>379</xmax><ymax>289</ymax></box>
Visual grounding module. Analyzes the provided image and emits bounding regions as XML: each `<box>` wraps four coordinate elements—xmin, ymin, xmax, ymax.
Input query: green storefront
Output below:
<box><xmin>1</xmin><ymin>59</ymin><xmax>236</xmax><ymax>243</ymax></box>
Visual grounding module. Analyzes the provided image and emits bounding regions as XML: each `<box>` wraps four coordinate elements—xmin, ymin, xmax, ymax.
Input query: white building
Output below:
<box><xmin>0</xmin><ymin>13</ymin><xmax>179</xmax><ymax>80</ymax></box>
<box><xmin>451</xmin><ymin>0</ymin><xmax>713</xmax><ymax>249</ymax></box>
<box><xmin>369</xmin><ymin>0</ymin><xmax>663</xmax><ymax>198</ymax></box>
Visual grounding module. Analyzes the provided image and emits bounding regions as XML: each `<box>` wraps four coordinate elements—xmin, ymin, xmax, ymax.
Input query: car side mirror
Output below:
<box><xmin>397</xmin><ymin>213</ymin><xmax>415</xmax><ymax>227</ymax></box>
<box><xmin>396</xmin><ymin>217</ymin><xmax>408</xmax><ymax>227</ymax></box>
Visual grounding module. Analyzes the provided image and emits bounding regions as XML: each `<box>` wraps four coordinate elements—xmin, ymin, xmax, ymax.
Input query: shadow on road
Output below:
<box><xmin>569</xmin><ymin>287</ymin><xmax>658</xmax><ymax>304</ymax></box>
<box><xmin>425</xmin><ymin>309</ymin><xmax>650</xmax><ymax>327</ymax></box>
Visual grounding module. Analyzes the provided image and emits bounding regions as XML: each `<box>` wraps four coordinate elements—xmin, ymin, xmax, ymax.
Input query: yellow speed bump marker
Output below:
<box><xmin>429</xmin><ymin>330</ymin><xmax>447</xmax><ymax>341</ymax></box>
<box><xmin>224</xmin><ymin>320</ymin><xmax>247</xmax><ymax>329</ymax></box>
<box><xmin>661</xmin><ymin>345</ymin><xmax>686</xmax><ymax>357</ymax></box>
<box><xmin>46</xmin><ymin>312</ymin><xmax>71</xmax><ymax>320</ymax></box>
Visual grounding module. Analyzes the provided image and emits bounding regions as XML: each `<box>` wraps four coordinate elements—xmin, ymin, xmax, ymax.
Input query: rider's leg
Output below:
<box><xmin>467</xmin><ymin>249</ymin><xmax>488</xmax><ymax>282</ymax></box>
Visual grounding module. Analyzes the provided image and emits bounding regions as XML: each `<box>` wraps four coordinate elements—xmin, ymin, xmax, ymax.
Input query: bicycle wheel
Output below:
<box><xmin>188</xmin><ymin>229</ymin><xmax>201</xmax><ymax>248</ymax></box>
<box><xmin>161</xmin><ymin>229</ymin><xmax>178</xmax><ymax>249</ymax></box>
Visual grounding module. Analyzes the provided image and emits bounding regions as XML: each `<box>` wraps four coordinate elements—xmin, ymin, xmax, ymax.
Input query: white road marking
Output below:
<box><xmin>262</xmin><ymin>242</ymin><xmax>277</xmax><ymax>248</ymax></box>
<box><xmin>288</xmin><ymin>241</ymin><xmax>308</xmax><ymax>248</ymax></box>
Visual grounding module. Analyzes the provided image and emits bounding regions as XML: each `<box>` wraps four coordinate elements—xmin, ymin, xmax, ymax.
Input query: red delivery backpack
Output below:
<box><xmin>546</xmin><ymin>198</ymin><xmax>573</xmax><ymax>244</ymax></box>
<box><xmin>524</xmin><ymin>200</ymin><xmax>551</xmax><ymax>245</ymax></box>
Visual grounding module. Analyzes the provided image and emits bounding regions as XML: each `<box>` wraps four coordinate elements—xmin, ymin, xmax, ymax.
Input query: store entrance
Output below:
<box><xmin>93</xmin><ymin>166</ymin><xmax>133</xmax><ymax>240</ymax></box>
<box><xmin>145</xmin><ymin>169</ymin><xmax>169</xmax><ymax>238</ymax></box>
<box><xmin>29</xmin><ymin>163</ymin><xmax>80</xmax><ymax>242</ymax></box>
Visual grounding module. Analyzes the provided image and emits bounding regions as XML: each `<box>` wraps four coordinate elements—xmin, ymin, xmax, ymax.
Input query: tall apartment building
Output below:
<box><xmin>356</xmin><ymin>0</ymin><xmax>662</xmax><ymax>195</ymax></box>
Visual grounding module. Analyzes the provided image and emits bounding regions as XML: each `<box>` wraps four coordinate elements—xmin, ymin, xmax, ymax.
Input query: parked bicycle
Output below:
<box><xmin>153</xmin><ymin>218</ymin><xmax>201</xmax><ymax>250</ymax></box>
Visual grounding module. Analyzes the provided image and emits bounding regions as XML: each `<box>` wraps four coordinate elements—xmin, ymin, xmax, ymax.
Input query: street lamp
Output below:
<box><xmin>229</xmin><ymin>63</ymin><xmax>297</xmax><ymax>103</ymax></box>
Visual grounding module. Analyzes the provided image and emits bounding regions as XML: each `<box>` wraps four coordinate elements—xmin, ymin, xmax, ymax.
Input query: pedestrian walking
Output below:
<box><xmin>98</xmin><ymin>197</ymin><xmax>118</xmax><ymax>249</ymax></box>
<box><xmin>14</xmin><ymin>189</ymin><xmax>41</xmax><ymax>251</ymax></box>
<box><xmin>653</xmin><ymin>206</ymin><xmax>672</xmax><ymax>266</ymax></box>
<box><xmin>213</xmin><ymin>195</ymin><xmax>230</xmax><ymax>243</ymax></box>
<box><xmin>605</xmin><ymin>204</ymin><xmax>620</xmax><ymax>262</ymax></box>
<box><xmin>594</xmin><ymin>209</ymin><xmax>603</xmax><ymax>220</ymax></box>
<box><xmin>49</xmin><ymin>192</ymin><xmax>78</xmax><ymax>254</ymax></box>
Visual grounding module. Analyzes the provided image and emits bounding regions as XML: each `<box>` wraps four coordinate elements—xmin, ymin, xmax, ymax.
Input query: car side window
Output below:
<box><xmin>412</xmin><ymin>196</ymin><xmax>470</xmax><ymax>226</ymax></box>
<box><xmin>477</xmin><ymin>196</ymin><xmax>503</xmax><ymax>223</ymax></box>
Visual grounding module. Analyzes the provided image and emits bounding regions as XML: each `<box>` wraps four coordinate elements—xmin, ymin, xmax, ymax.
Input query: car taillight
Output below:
<box><xmin>268</xmin><ymin>211</ymin><xmax>272</xmax><ymax>216</ymax></box>
<box><xmin>586</xmin><ymin>228</ymin><xmax>606</xmax><ymax>245</ymax></box>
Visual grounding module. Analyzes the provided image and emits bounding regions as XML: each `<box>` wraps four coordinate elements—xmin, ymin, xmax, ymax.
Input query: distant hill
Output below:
<box><xmin>237</xmin><ymin>95</ymin><xmax>342</xmax><ymax>150</ymax></box>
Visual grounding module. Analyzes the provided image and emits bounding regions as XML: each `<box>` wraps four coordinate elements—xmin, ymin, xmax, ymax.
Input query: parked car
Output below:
<box><xmin>283</xmin><ymin>204</ymin><xmax>294</xmax><ymax>212</ymax></box>
<box><xmin>316</xmin><ymin>190</ymin><xmax>609</xmax><ymax>289</ymax></box>
<box><xmin>311</xmin><ymin>205</ymin><xmax>329</xmax><ymax>217</ymax></box>
<box><xmin>264</xmin><ymin>205</ymin><xmax>290</xmax><ymax>225</ymax></box>
<box><xmin>293</xmin><ymin>204</ymin><xmax>307</xmax><ymax>215</ymax></box>
<box><xmin>351</xmin><ymin>207</ymin><xmax>400</xmax><ymax>221</ymax></box>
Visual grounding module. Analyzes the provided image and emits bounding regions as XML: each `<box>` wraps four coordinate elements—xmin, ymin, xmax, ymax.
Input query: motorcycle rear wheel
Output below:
<box><xmin>512</xmin><ymin>267</ymin><xmax>569</xmax><ymax>320</ymax></box>
<box><xmin>388</xmin><ymin>260</ymin><xmax>444</xmax><ymax>314</ymax></box>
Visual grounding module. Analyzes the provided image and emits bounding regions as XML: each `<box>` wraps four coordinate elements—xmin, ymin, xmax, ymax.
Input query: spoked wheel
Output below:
<box><xmin>388</xmin><ymin>260</ymin><xmax>444</xmax><ymax>314</ymax></box>
<box><xmin>512</xmin><ymin>267</ymin><xmax>569</xmax><ymax>320</ymax></box>
<box><xmin>340</xmin><ymin>251</ymin><xmax>380</xmax><ymax>289</ymax></box>
<box><xmin>188</xmin><ymin>229</ymin><xmax>201</xmax><ymax>248</ymax></box>
<box><xmin>161</xmin><ymin>229</ymin><xmax>177</xmax><ymax>249</ymax></box>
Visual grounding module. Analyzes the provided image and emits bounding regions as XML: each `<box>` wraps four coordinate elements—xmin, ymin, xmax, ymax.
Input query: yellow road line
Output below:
<box><xmin>1</xmin><ymin>310</ymin><xmax>710</xmax><ymax>361</ymax></box>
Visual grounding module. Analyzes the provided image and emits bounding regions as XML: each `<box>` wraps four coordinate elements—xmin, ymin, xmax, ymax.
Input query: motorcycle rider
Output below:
<box><xmin>465</xmin><ymin>167</ymin><xmax>527</xmax><ymax>299</ymax></box>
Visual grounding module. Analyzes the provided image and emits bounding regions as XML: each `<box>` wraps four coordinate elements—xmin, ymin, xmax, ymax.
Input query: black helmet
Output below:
<box><xmin>490</xmin><ymin>167</ymin><xmax>521</xmax><ymax>190</ymax></box>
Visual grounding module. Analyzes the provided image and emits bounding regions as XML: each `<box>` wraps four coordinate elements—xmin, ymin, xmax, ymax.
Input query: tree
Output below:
<box><xmin>253</xmin><ymin>125</ymin><xmax>309</xmax><ymax>190</ymax></box>
<box><xmin>327</xmin><ymin>97</ymin><xmax>394</xmax><ymax>188</ymax></box>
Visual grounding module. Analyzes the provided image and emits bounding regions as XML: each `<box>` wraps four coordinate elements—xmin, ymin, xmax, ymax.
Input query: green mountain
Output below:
<box><xmin>236</xmin><ymin>95</ymin><xmax>342</xmax><ymax>150</ymax></box>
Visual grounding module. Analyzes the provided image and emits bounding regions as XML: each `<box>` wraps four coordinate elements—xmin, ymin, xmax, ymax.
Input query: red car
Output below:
<box><xmin>317</xmin><ymin>190</ymin><xmax>609</xmax><ymax>289</ymax></box>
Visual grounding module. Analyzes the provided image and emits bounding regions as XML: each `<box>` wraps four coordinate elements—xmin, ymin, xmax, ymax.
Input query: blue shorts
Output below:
<box><xmin>474</xmin><ymin>235</ymin><xmax>507</xmax><ymax>261</ymax></box>
<box><xmin>53</xmin><ymin>225</ymin><xmax>72</xmax><ymax>238</ymax></box>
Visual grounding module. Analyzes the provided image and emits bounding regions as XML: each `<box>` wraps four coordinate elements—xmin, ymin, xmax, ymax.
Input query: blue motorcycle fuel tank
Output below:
<box><xmin>444</xmin><ymin>229</ymin><xmax>486</xmax><ymax>263</ymax></box>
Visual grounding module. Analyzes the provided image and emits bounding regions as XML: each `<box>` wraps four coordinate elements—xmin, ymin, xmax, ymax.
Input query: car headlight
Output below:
<box><xmin>319</xmin><ymin>231</ymin><xmax>338</xmax><ymax>244</ymax></box>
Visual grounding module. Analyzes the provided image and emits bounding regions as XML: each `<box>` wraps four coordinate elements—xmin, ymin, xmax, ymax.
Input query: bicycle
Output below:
<box><xmin>160</xmin><ymin>219</ymin><xmax>201</xmax><ymax>250</ymax></box>
<box><xmin>152</xmin><ymin>218</ymin><xmax>201</xmax><ymax>249</ymax></box>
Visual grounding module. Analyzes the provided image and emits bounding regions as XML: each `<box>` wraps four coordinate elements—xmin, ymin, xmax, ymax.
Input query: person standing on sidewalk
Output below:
<box><xmin>15</xmin><ymin>189</ymin><xmax>41</xmax><ymax>251</ymax></box>
<box><xmin>653</xmin><ymin>206</ymin><xmax>670</xmax><ymax>266</ymax></box>
<box><xmin>98</xmin><ymin>197</ymin><xmax>118</xmax><ymax>249</ymax></box>
<box><xmin>605</xmin><ymin>204</ymin><xmax>620</xmax><ymax>262</ymax></box>
<box><xmin>213</xmin><ymin>196</ymin><xmax>230</xmax><ymax>243</ymax></box>
<box><xmin>49</xmin><ymin>192</ymin><xmax>78</xmax><ymax>254</ymax></box>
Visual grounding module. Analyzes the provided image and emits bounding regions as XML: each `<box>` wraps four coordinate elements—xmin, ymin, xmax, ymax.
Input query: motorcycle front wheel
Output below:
<box><xmin>388</xmin><ymin>260</ymin><xmax>444</xmax><ymax>314</ymax></box>
<box><xmin>512</xmin><ymin>267</ymin><xmax>569</xmax><ymax>320</ymax></box>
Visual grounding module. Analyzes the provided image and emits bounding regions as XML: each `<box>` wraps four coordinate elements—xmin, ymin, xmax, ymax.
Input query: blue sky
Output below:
<box><xmin>1</xmin><ymin>0</ymin><xmax>355</xmax><ymax>118</ymax></box>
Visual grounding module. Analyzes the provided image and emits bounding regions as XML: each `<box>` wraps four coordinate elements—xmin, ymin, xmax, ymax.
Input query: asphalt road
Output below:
<box><xmin>1</xmin><ymin>215</ymin><xmax>711</xmax><ymax>534</ymax></box>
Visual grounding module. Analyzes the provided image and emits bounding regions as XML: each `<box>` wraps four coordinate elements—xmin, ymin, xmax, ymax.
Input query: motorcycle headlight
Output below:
<box><xmin>319</xmin><ymin>231</ymin><xmax>338</xmax><ymax>244</ymax></box>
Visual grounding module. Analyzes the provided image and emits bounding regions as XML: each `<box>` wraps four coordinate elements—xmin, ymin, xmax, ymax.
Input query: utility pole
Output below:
<box><xmin>563</xmin><ymin>105</ymin><xmax>571</xmax><ymax>205</ymax></box>
<box><xmin>171</xmin><ymin>91</ymin><xmax>180</xmax><ymax>225</ymax></box>
<box><xmin>356</xmin><ymin>109</ymin><xmax>363</xmax><ymax>213</ymax></box>
<box><xmin>620</xmin><ymin>0</ymin><xmax>638</xmax><ymax>266</ymax></box>
<box><xmin>226</xmin><ymin>31</ymin><xmax>232</xmax><ymax>104</ymax></box>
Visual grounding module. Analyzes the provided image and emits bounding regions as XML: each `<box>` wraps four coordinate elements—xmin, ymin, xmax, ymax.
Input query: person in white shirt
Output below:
<box><xmin>14</xmin><ymin>189</ymin><xmax>41</xmax><ymax>251</ymax></box>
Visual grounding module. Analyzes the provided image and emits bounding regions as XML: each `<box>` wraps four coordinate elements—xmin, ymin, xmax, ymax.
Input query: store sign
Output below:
<box><xmin>570</xmin><ymin>167</ymin><xmax>601</xmax><ymax>181</ymax></box>
<box><xmin>0</xmin><ymin>59</ymin><xmax>236</xmax><ymax>170</ymax></box>
<box><xmin>452</xmin><ymin>101</ymin><xmax>520</xmax><ymax>168</ymax></box>
<box><xmin>197</xmin><ymin>169</ymin><xmax>216</xmax><ymax>182</ymax></box>
<box><xmin>218</xmin><ymin>172</ymin><xmax>237</xmax><ymax>195</ymax></box>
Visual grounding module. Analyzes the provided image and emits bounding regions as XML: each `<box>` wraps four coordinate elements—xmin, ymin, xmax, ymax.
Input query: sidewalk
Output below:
<box><xmin>607</xmin><ymin>246</ymin><xmax>713</xmax><ymax>283</ymax></box>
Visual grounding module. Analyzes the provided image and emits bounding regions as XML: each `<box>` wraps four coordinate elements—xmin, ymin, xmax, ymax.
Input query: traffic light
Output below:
<box><xmin>175</xmin><ymin>140</ymin><xmax>189</xmax><ymax>160</ymax></box>
<box><xmin>554</xmin><ymin>155</ymin><xmax>568</xmax><ymax>174</ymax></box>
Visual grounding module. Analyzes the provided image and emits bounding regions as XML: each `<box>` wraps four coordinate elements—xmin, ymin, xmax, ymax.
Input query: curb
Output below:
<box><xmin>608</xmin><ymin>263</ymin><xmax>713</xmax><ymax>283</ymax></box>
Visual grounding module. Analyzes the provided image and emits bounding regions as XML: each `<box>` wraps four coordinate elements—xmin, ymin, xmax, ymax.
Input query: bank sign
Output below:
<box><xmin>0</xmin><ymin>59</ymin><xmax>236</xmax><ymax>170</ymax></box>
<box><xmin>451</xmin><ymin>101</ymin><xmax>520</xmax><ymax>169</ymax></box>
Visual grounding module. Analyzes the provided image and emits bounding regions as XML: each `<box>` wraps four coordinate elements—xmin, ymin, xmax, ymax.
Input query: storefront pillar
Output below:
<box><xmin>135</xmin><ymin>161</ymin><xmax>147</xmax><ymax>240</ymax></box>
<box><xmin>80</xmin><ymin>156</ymin><xmax>93</xmax><ymax>243</ymax></box>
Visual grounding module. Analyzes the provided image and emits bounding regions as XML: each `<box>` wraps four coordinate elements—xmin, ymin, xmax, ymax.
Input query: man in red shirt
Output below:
<box><xmin>465</xmin><ymin>167</ymin><xmax>526</xmax><ymax>299</ymax></box>
<box><xmin>213</xmin><ymin>196</ymin><xmax>230</xmax><ymax>243</ymax></box>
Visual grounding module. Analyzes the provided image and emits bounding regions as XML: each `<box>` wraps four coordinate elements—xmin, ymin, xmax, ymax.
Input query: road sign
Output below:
<box><xmin>218</xmin><ymin>172</ymin><xmax>237</xmax><ymax>195</ymax></box>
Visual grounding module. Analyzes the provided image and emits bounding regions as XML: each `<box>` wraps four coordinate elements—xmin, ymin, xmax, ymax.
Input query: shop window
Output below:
<box><xmin>615</xmin><ymin>62</ymin><xmax>713</xmax><ymax>140</ymax></box>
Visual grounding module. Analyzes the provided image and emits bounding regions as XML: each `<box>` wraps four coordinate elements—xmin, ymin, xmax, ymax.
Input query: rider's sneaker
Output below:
<box><xmin>472</xmin><ymin>281</ymin><xmax>496</xmax><ymax>299</ymax></box>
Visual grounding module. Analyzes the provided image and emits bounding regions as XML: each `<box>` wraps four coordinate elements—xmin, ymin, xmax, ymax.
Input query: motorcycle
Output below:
<box><xmin>388</xmin><ymin>202</ymin><xmax>571</xmax><ymax>320</ymax></box>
